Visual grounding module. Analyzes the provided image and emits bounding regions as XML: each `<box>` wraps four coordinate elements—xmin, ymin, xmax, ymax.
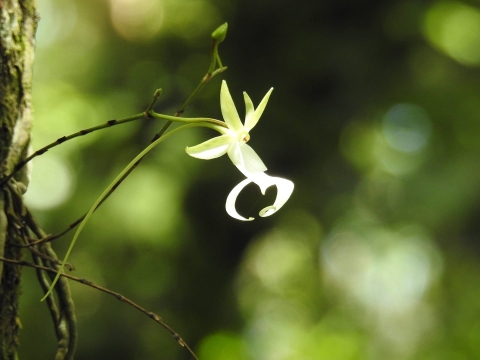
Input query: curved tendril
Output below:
<box><xmin>41</xmin><ymin>123</ymin><xmax>209</xmax><ymax>301</ymax></box>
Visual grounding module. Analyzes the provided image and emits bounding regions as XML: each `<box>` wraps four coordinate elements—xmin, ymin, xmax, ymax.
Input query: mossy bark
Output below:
<box><xmin>0</xmin><ymin>1</ymin><xmax>38</xmax><ymax>359</ymax></box>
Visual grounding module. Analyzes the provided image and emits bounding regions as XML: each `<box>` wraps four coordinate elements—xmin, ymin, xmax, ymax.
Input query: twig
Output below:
<box><xmin>0</xmin><ymin>256</ymin><xmax>200</xmax><ymax>360</ymax></box>
<box><xmin>0</xmin><ymin>113</ymin><xmax>148</xmax><ymax>187</ymax></box>
<box><xmin>43</xmin><ymin>243</ymin><xmax>78</xmax><ymax>360</ymax></box>
<box><xmin>9</xmin><ymin>182</ymin><xmax>79</xmax><ymax>360</ymax></box>
<box><xmin>31</xmin><ymin>251</ymin><xmax>62</xmax><ymax>336</ymax></box>
<box><xmin>14</xmin><ymin>222</ymin><xmax>81</xmax><ymax>248</ymax></box>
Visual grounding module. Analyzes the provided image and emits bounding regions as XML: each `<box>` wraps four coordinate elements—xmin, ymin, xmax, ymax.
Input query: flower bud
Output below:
<box><xmin>211</xmin><ymin>22</ymin><xmax>228</xmax><ymax>43</ymax></box>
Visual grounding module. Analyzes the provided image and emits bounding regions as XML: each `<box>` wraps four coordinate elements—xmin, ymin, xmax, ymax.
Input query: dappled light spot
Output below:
<box><xmin>103</xmin><ymin>165</ymin><xmax>181</xmax><ymax>247</ymax></box>
<box><xmin>340</xmin><ymin>116</ymin><xmax>429</xmax><ymax>176</ymax></box>
<box><xmin>234</xmin><ymin>212</ymin><xmax>322</xmax><ymax>358</ymax></box>
<box><xmin>322</xmin><ymin>225</ymin><xmax>442</xmax><ymax>312</ymax></box>
<box><xmin>423</xmin><ymin>1</ymin><xmax>480</xmax><ymax>66</ymax></box>
<box><xmin>245</xmin><ymin>302</ymin><xmax>311</xmax><ymax>359</ymax></box>
<box><xmin>251</xmin><ymin>235</ymin><xmax>311</xmax><ymax>294</ymax></box>
<box><xmin>36</xmin><ymin>0</ymin><xmax>77</xmax><ymax>47</ymax></box>
<box><xmin>382</xmin><ymin>103</ymin><xmax>431</xmax><ymax>153</ymax></box>
<box><xmin>375</xmin><ymin>142</ymin><xmax>428</xmax><ymax>176</ymax></box>
<box><xmin>321</xmin><ymin>222</ymin><xmax>443</xmax><ymax>354</ymax></box>
<box><xmin>32</xmin><ymin>82</ymin><xmax>111</xmax><ymax>154</ymax></box>
<box><xmin>299</xmin><ymin>325</ymin><xmax>363</xmax><ymax>360</ymax></box>
<box><xmin>24</xmin><ymin>154</ymin><xmax>74</xmax><ymax>210</ymax></box>
<box><xmin>109</xmin><ymin>0</ymin><xmax>164</xmax><ymax>41</ymax></box>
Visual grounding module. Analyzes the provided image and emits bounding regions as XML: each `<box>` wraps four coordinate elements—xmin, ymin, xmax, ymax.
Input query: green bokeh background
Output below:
<box><xmin>18</xmin><ymin>0</ymin><xmax>480</xmax><ymax>359</ymax></box>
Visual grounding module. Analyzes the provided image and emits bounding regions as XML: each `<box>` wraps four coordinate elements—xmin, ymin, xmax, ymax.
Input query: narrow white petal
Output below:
<box><xmin>244</xmin><ymin>87</ymin><xmax>273</xmax><ymax>132</ymax></box>
<box><xmin>243</xmin><ymin>91</ymin><xmax>255</xmax><ymax>128</ymax></box>
<box><xmin>227</xmin><ymin>144</ymin><xmax>267</xmax><ymax>178</ymax></box>
<box><xmin>227</xmin><ymin>142</ymin><xmax>243</xmax><ymax>167</ymax></box>
<box><xmin>186</xmin><ymin>134</ymin><xmax>233</xmax><ymax>159</ymax></box>
<box><xmin>220</xmin><ymin>81</ymin><xmax>243</xmax><ymax>133</ymax></box>
<box><xmin>226</xmin><ymin>178</ymin><xmax>255</xmax><ymax>221</ymax></box>
<box><xmin>240</xmin><ymin>144</ymin><xmax>268</xmax><ymax>173</ymax></box>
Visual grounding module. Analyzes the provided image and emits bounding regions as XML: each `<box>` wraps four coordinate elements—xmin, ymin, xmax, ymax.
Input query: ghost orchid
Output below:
<box><xmin>186</xmin><ymin>80</ymin><xmax>294</xmax><ymax>220</ymax></box>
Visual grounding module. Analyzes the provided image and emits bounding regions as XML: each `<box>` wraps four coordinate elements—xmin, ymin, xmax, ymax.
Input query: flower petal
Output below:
<box><xmin>243</xmin><ymin>91</ymin><xmax>255</xmax><ymax>128</ymax></box>
<box><xmin>185</xmin><ymin>134</ymin><xmax>233</xmax><ymax>159</ymax></box>
<box><xmin>258</xmin><ymin>176</ymin><xmax>294</xmax><ymax>217</ymax></box>
<box><xmin>245</xmin><ymin>171</ymin><xmax>294</xmax><ymax>216</ymax></box>
<box><xmin>227</xmin><ymin>143</ymin><xmax>267</xmax><ymax>177</ymax></box>
<box><xmin>227</xmin><ymin>141</ymin><xmax>242</xmax><ymax>167</ymax></box>
<box><xmin>220</xmin><ymin>80</ymin><xmax>243</xmax><ymax>133</ymax></box>
<box><xmin>240</xmin><ymin>144</ymin><xmax>268</xmax><ymax>173</ymax></box>
<box><xmin>225</xmin><ymin>172</ymin><xmax>294</xmax><ymax>221</ymax></box>
<box><xmin>225</xmin><ymin>178</ymin><xmax>255</xmax><ymax>221</ymax></box>
<box><xmin>244</xmin><ymin>87</ymin><xmax>274</xmax><ymax>132</ymax></box>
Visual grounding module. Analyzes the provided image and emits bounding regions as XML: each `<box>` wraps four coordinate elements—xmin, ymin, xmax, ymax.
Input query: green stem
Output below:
<box><xmin>151</xmin><ymin>32</ymin><xmax>228</xmax><ymax>141</ymax></box>
<box><xmin>146</xmin><ymin>89</ymin><xmax>162</xmax><ymax>112</ymax></box>
<box><xmin>150</xmin><ymin>66</ymin><xmax>228</xmax><ymax>143</ymax></box>
<box><xmin>148</xmin><ymin>112</ymin><xmax>227</xmax><ymax>129</ymax></box>
<box><xmin>41</xmin><ymin>123</ymin><xmax>210</xmax><ymax>301</ymax></box>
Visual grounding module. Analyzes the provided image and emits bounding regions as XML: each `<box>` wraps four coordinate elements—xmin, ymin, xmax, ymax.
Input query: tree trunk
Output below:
<box><xmin>0</xmin><ymin>0</ymin><xmax>38</xmax><ymax>358</ymax></box>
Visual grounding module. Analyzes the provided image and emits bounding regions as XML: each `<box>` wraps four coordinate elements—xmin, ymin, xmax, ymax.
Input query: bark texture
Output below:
<box><xmin>0</xmin><ymin>0</ymin><xmax>38</xmax><ymax>359</ymax></box>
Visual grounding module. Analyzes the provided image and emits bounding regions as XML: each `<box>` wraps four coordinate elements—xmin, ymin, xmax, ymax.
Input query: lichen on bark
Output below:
<box><xmin>0</xmin><ymin>0</ymin><xmax>38</xmax><ymax>359</ymax></box>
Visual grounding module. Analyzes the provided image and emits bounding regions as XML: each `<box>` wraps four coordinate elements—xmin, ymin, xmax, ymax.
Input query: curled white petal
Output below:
<box><xmin>186</xmin><ymin>134</ymin><xmax>233</xmax><ymax>159</ymax></box>
<box><xmin>225</xmin><ymin>172</ymin><xmax>294</xmax><ymax>221</ymax></box>
<box><xmin>258</xmin><ymin>176</ymin><xmax>294</xmax><ymax>217</ymax></box>
<box><xmin>226</xmin><ymin>178</ymin><xmax>255</xmax><ymax>221</ymax></box>
<box><xmin>220</xmin><ymin>80</ymin><xmax>243</xmax><ymax>133</ymax></box>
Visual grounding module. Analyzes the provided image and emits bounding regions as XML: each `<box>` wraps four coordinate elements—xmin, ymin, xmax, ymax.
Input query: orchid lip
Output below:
<box><xmin>225</xmin><ymin>173</ymin><xmax>294</xmax><ymax>221</ymax></box>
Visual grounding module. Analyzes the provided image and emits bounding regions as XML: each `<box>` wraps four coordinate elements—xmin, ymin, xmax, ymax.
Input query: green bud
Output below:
<box><xmin>211</xmin><ymin>22</ymin><xmax>228</xmax><ymax>43</ymax></box>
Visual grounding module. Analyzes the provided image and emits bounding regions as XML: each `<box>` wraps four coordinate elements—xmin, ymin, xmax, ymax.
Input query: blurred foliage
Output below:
<box><xmin>17</xmin><ymin>0</ymin><xmax>480</xmax><ymax>359</ymax></box>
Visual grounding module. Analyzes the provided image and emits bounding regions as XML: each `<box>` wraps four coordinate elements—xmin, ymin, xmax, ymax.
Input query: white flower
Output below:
<box><xmin>186</xmin><ymin>80</ymin><xmax>294</xmax><ymax>221</ymax></box>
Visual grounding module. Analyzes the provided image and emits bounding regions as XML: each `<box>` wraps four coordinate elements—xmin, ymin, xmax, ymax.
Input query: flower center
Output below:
<box><xmin>240</xmin><ymin>132</ymin><xmax>250</xmax><ymax>143</ymax></box>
